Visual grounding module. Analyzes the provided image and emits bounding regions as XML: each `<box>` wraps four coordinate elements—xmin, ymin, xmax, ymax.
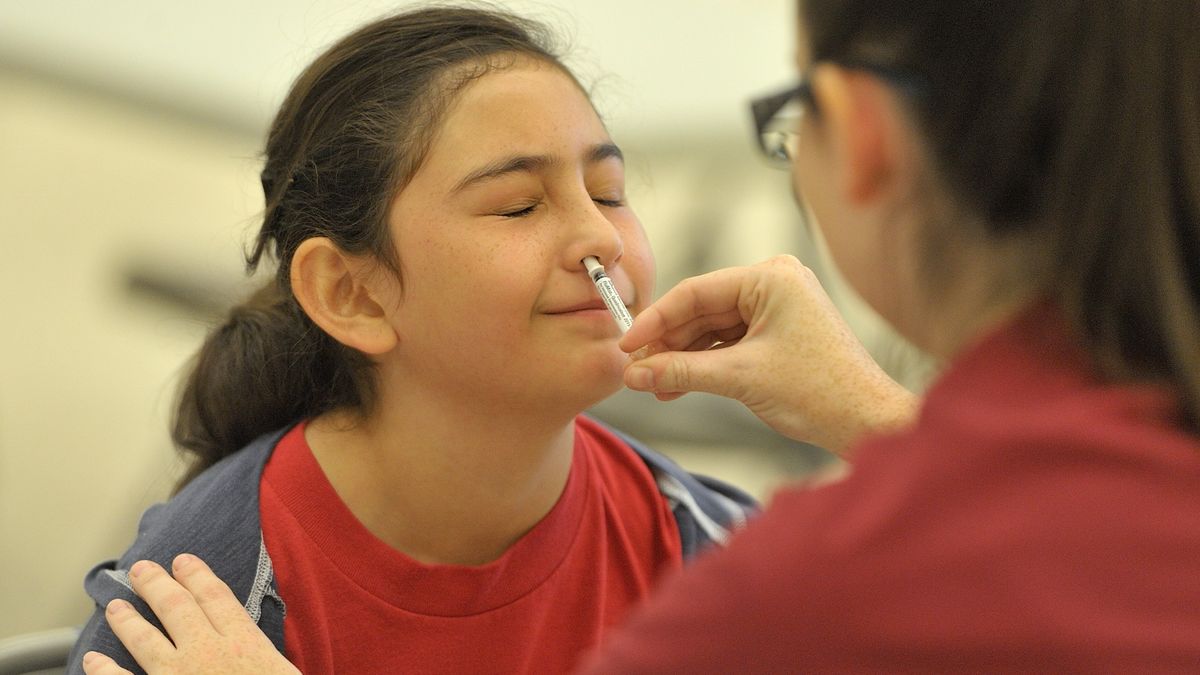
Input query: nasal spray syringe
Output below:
<box><xmin>582</xmin><ymin>256</ymin><xmax>634</xmax><ymax>334</ymax></box>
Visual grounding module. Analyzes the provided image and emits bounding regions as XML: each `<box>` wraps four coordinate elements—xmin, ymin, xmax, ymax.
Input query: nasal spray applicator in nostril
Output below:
<box><xmin>582</xmin><ymin>256</ymin><xmax>634</xmax><ymax>334</ymax></box>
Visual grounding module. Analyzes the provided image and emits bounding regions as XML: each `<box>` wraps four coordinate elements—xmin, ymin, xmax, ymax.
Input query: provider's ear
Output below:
<box><xmin>290</xmin><ymin>237</ymin><xmax>397</xmax><ymax>355</ymax></box>
<box><xmin>810</xmin><ymin>63</ymin><xmax>915</xmax><ymax>206</ymax></box>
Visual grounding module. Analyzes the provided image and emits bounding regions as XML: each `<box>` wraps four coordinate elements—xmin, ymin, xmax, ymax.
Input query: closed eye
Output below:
<box><xmin>593</xmin><ymin>197</ymin><xmax>625</xmax><ymax>208</ymax></box>
<box><xmin>498</xmin><ymin>203</ymin><xmax>539</xmax><ymax>218</ymax></box>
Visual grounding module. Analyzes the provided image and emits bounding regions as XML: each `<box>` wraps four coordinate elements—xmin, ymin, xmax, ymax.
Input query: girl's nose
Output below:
<box><xmin>563</xmin><ymin>197</ymin><xmax>623</xmax><ymax>271</ymax></box>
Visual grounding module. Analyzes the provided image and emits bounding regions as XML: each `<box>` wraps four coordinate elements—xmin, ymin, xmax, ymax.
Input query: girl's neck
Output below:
<box><xmin>306</xmin><ymin>393</ymin><xmax>579</xmax><ymax>567</ymax></box>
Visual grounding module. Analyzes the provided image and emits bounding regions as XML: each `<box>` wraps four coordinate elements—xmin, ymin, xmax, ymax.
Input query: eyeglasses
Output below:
<box><xmin>750</xmin><ymin>63</ymin><xmax>925</xmax><ymax>168</ymax></box>
<box><xmin>750</xmin><ymin>76</ymin><xmax>814</xmax><ymax>168</ymax></box>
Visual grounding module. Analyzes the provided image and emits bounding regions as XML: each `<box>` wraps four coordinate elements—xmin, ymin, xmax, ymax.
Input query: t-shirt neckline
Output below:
<box><xmin>262</xmin><ymin>420</ymin><xmax>592</xmax><ymax>616</ymax></box>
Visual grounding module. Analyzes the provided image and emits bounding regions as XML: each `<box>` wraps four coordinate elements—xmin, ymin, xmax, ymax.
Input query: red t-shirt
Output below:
<box><xmin>584</xmin><ymin>303</ymin><xmax>1200</xmax><ymax>672</ymax></box>
<box><xmin>260</xmin><ymin>415</ymin><xmax>682</xmax><ymax>674</ymax></box>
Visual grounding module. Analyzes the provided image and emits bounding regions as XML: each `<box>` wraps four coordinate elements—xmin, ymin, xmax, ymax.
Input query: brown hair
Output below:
<box><xmin>172</xmin><ymin>5</ymin><xmax>569</xmax><ymax>490</ymax></box>
<box><xmin>801</xmin><ymin>0</ymin><xmax>1200</xmax><ymax>428</ymax></box>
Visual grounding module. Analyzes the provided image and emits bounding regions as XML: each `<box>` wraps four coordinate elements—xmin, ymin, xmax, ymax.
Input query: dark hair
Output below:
<box><xmin>172</xmin><ymin>5</ymin><xmax>568</xmax><ymax>490</ymax></box>
<box><xmin>801</xmin><ymin>0</ymin><xmax>1200</xmax><ymax>428</ymax></box>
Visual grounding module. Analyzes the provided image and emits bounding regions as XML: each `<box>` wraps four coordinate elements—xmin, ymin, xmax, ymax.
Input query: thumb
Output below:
<box><xmin>624</xmin><ymin>348</ymin><xmax>748</xmax><ymax>402</ymax></box>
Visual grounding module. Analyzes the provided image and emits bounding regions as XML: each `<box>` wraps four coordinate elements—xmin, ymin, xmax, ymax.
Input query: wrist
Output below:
<box><xmin>836</xmin><ymin>378</ymin><xmax>919</xmax><ymax>457</ymax></box>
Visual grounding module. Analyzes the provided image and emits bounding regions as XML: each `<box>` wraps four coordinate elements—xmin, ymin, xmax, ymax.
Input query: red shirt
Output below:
<box><xmin>584</xmin><ymin>303</ymin><xmax>1200</xmax><ymax>672</ymax></box>
<box><xmin>260</xmin><ymin>416</ymin><xmax>682</xmax><ymax>674</ymax></box>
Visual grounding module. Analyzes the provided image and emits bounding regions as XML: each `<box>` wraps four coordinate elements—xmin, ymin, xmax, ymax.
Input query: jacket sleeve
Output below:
<box><xmin>608</xmin><ymin>426</ymin><xmax>761</xmax><ymax>559</ymax></box>
<box><xmin>67</xmin><ymin>434</ymin><xmax>289</xmax><ymax>674</ymax></box>
<box><xmin>68</xmin><ymin>504</ymin><xmax>174</xmax><ymax>675</ymax></box>
<box><xmin>652</xmin><ymin>462</ymin><xmax>760</xmax><ymax>559</ymax></box>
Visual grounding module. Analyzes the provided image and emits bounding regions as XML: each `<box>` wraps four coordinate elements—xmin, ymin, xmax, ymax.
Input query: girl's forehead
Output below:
<box><xmin>447</xmin><ymin>62</ymin><xmax>593</xmax><ymax>122</ymax></box>
<box><xmin>389</xmin><ymin>61</ymin><xmax>613</xmax><ymax>213</ymax></box>
<box><xmin>421</xmin><ymin>64</ymin><xmax>607</xmax><ymax>168</ymax></box>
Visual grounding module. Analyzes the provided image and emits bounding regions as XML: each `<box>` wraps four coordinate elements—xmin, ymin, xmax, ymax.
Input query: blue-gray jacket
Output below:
<box><xmin>68</xmin><ymin>419</ymin><xmax>758</xmax><ymax>674</ymax></box>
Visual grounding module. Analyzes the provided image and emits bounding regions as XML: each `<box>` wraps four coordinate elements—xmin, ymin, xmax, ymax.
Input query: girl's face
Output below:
<box><xmin>377</xmin><ymin>61</ymin><xmax>655</xmax><ymax>414</ymax></box>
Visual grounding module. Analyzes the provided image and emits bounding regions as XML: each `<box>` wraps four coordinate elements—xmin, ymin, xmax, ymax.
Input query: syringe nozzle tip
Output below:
<box><xmin>581</xmin><ymin>256</ymin><xmax>604</xmax><ymax>276</ymax></box>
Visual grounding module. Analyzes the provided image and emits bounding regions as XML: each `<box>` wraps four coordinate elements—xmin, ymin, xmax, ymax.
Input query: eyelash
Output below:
<box><xmin>497</xmin><ymin>197</ymin><xmax>624</xmax><ymax>219</ymax></box>
<box><xmin>499</xmin><ymin>204</ymin><xmax>539</xmax><ymax>218</ymax></box>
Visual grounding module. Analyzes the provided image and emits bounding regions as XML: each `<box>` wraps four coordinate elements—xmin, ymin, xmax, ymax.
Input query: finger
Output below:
<box><xmin>627</xmin><ymin>341</ymin><xmax>666</xmax><ymax>362</ymax></box>
<box><xmin>624</xmin><ymin>347</ymin><xmax>747</xmax><ymax>399</ymax></box>
<box><xmin>171</xmin><ymin>553</ymin><xmax>257</xmax><ymax>635</ymax></box>
<box><xmin>623</xmin><ymin>297</ymin><xmax>743</xmax><ymax>353</ymax></box>
<box><xmin>129</xmin><ymin>560</ymin><xmax>215</xmax><ymax>641</ymax></box>
<box><xmin>623</xmin><ymin>312</ymin><xmax>745</xmax><ymax>367</ymax></box>
<box><xmin>82</xmin><ymin>650</ymin><xmax>135</xmax><ymax>675</ymax></box>
<box><xmin>623</xmin><ymin>325</ymin><xmax>744</xmax><ymax>393</ymax></box>
<box><xmin>640</xmin><ymin>310</ymin><xmax>744</xmax><ymax>355</ymax></box>
<box><xmin>104</xmin><ymin>599</ymin><xmax>177</xmax><ymax>668</ymax></box>
<box><xmin>681</xmin><ymin>326</ymin><xmax>747</xmax><ymax>353</ymax></box>
<box><xmin>624</xmin><ymin>362</ymin><xmax>682</xmax><ymax>400</ymax></box>
<box><xmin>620</xmin><ymin>267</ymin><xmax>749</xmax><ymax>352</ymax></box>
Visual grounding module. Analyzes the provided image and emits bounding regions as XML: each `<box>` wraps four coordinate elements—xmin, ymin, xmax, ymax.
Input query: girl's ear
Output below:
<box><xmin>810</xmin><ymin>64</ymin><xmax>916</xmax><ymax>207</ymax></box>
<box><xmin>290</xmin><ymin>237</ymin><xmax>398</xmax><ymax>355</ymax></box>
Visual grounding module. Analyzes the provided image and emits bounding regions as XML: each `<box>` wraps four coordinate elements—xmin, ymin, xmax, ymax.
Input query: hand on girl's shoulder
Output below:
<box><xmin>81</xmin><ymin>555</ymin><xmax>298</xmax><ymax>675</ymax></box>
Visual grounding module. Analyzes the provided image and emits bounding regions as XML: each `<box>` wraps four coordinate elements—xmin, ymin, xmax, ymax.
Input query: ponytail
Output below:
<box><xmin>171</xmin><ymin>282</ymin><xmax>374</xmax><ymax>492</ymax></box>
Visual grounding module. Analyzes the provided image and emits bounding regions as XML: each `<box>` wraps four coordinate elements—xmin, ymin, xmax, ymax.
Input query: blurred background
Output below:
<box><xmin>0</xmin><ymin>0</ymin><xmax>935</xmax><ymax>644</ymax></box>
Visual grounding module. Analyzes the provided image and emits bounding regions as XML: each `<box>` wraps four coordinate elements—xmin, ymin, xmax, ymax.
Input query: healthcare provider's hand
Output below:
<box><xmin>81</xmin><ymin>555</ymin><xmax>299</xmax><ymax>675</ymax></box>
<box><xmin>620</xmin><ymin>255</ymin><xmax>918</xmax><ymax>455</ymax></box>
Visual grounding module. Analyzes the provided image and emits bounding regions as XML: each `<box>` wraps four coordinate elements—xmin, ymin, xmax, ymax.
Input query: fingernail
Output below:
<box><xmin>130</xmin><ymin>560</ymin><xmax>150</xmax><ymax>578</ymax></box>
<box><xmin>107</xmin><ymin>599</ymin><xmax>130</xmax><ymax>615</ymax></box>
<box><xmin>174</xmin><ymin>553</ymin><xmax>194</xmax><ymax>571</ymax></box>
<box><xmin>626</xmin><ymin>366</ymin><xmax>654</xmax><ymax>390</ymax></box>
<box><xmin>83</xmin><ymin>651</ymin><xmax>98</xmax><ymax>664</ymax></box>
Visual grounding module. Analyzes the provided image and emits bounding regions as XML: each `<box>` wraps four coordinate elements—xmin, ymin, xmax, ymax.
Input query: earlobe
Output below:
<box><xmin>290</xmin><ymin>238</ymin><xmax>398</xmax><ymax>356</ymax></box>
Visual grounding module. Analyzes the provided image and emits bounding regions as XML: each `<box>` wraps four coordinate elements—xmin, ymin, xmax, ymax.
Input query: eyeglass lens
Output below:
<box><xmin>761</xmin><ymin>97</ymin><xmax>804</xmax><ymax>163</ymax></box>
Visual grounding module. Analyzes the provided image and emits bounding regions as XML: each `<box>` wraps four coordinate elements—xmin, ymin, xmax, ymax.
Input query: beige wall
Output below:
<box><xmin>0</xmin><ymin>68</ymin><xmax>260</xmax><ymax>634</ymax></box>
<box><xmin>0</xmin><ymin>67</ymin><xmax>933</xmax><ymax>639</ymax></box>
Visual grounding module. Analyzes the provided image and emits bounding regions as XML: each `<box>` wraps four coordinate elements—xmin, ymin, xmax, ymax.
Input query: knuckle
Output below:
<box><xmin>158</xmin><ymin>588</ymin><xmax>195</xmax><ymax>614</ymax></box>
<box><xmin>194</xmin><ymin>582</ymin><xmax>227</xmax><ymax>604</ymax></box>
<box><xmin>767</xmin><ymin>253</ymin><xmax>800</xmax><ymax>268</ymax></box>
<box><xmin>666</xmin><ymin>357</ymin><xmax>693</xmax><ymax>390</ymax></box>
<box><xmin>121</xmin><ymin>621</ymin><xmax>156</xmax><ymax>650</ymax></box>
<box><xmin>231</xmin><ymin>623</ymin><xmax>269</xmax><ymax>646</ymax></box>
<box><xmin>770</xmin><ymin>253</ymin><xmax>808</xmax><ymax>276</ymax></box>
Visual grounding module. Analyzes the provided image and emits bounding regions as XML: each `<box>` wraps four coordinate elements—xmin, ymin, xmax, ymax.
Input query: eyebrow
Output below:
<box><xmin>451</xmin><ymin>143</ymin><xmax>624</xmax><ymax>194</ymax></box>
